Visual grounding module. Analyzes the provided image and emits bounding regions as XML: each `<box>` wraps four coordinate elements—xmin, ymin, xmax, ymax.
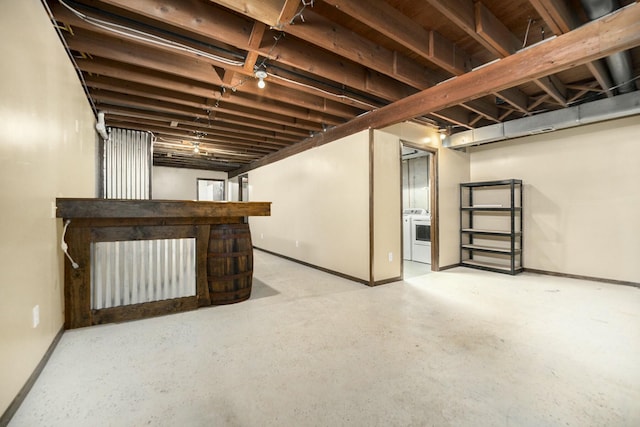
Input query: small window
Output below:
<box><xmin>197</xmin><ymin>179</ymin><xmax>225</xmax><ymax>201</ymax></box>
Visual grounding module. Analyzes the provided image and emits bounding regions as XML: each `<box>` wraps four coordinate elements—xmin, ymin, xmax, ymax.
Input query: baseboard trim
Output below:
<box><xmin>254</xmin><ymin>247</ymin><xmax>369</xmax><ymax>286</ymax></box>
<box><xmin>0</xmin><ymin>326</ymin><xmax>64</xmax><ymax>427</ymax></box>
<box><xmin>438</xmin><ymin>263</ymin><xmax>461</xmax><ymax>271</ymax></box>
<box><xmin>371</xmin><ymin>276</ymin><xmax>402</xmax><ymax>287</ymax></box>
<box><xmin>523</xmin><ymin>268</ymin><xmax>640</xmax><ymax>288</ymax></box>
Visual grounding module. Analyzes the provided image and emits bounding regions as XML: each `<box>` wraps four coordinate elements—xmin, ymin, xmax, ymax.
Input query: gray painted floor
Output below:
<box><xmin>10</xmin><ymin>251</ymin><xmax>640</xmax><ymax>426</ymax></box>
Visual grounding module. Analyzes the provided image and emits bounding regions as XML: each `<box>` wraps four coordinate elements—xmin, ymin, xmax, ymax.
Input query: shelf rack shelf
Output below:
<box><xmin>460</xmin><ymin>179</ymin><xmax>523</xmax><ymax>275</ymax></box>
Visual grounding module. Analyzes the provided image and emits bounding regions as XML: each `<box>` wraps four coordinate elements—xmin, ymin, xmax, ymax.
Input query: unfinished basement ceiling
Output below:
<box><xmin>44</xmin><ymin>0</ymin><xmax>640</xmax><ymax>173</ymax></box>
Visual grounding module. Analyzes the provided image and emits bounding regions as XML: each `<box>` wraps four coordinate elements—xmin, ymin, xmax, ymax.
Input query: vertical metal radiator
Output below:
<box><xmin>102</xmin><ymin>127</ymin><xmax>152</xmax><ymax>199</ymax></box>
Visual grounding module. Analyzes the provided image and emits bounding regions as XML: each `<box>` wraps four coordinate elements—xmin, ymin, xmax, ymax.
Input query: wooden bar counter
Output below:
<box><xmin>56</xmin><ymin>198</ymin><xmax>271</xmax><ymax>329</ymax></box>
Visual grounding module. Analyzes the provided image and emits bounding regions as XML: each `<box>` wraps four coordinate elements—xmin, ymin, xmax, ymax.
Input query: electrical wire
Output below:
<box><xmin>268</xmin><ymin>73</ymin><xmax>380</xmax><ymax>109</ymax></box>
<box><xmin>61</xmin><ymin>220</ymin><xmax>80</xmax><ymax>269</ymax></box>
<box><xmin>58</xmin><ymin>0</ymin><xmax>245</xmax><ymax>67</ymax></box>
<box><xmin>41</xmin><ymin>0</ymin><xmax>97</xmax><ymax>117</ymax></box>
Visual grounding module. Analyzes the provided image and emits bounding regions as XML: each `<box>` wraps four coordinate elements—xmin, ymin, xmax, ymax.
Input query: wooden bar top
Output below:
<box><xmin>56</xmin><ymin>198</ymin><xmax>271</xmax><ymax>219</ymax></box>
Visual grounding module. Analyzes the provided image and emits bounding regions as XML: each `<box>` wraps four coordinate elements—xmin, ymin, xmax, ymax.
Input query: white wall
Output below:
<box><xmin>152</xmin><ymin>166</ymin><xmax>227</xmax><ymax>200</ymax></box>
<box><xmin>0</xmin><ymin>0</ymin><xmax>97</xmax><ymax>414</ymax></box>
<box><xmin>470</xmin><ymin>116</ymin><xmax>640</xmax><ymax>283</ymax></box>
<box><xmin>373</xmin><ymin>130</ymin><xmax>402</xmax><ymax>282</ymax></box>
<box><xmin>249</xmin><ymin>131</ymin><xmax>371</xmax><ymax>281</ymax></box>
<box><xmin>383</xmin><ymin>122</ymin><xmax>470</xmax><ymax>268</ymax></box>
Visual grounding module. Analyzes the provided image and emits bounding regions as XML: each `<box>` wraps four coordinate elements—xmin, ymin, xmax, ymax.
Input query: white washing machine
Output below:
<box><xmin>403</xmin><ymin>209</ymin><xmax>427</xmax><ymax>261</ymax></box>
<box><xmin>411</xmin><ymin>213</ymin><xmax>431</xmax><ymax>264</ymax></box>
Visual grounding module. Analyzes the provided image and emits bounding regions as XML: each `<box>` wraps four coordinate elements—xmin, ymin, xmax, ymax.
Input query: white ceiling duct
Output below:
<box><xmin>445</xmin><ymin>91</ymin><xmax>640</xmax><ymax>149</ymax></box>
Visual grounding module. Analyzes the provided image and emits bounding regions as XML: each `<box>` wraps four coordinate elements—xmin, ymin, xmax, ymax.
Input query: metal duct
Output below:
<box><xmin>580</xmin><ymin>0</ymin><xmax>635</xmax><ymax>94</ymax></box>
<box><xmin>102</xmin><ymin>128</ymin><xmax>152</xmax><ymax>199</ymax></box>
<box><xmin>445</xmin><ymin>91</ymin><xmax>640</xmax><ymax>149</ymax></box>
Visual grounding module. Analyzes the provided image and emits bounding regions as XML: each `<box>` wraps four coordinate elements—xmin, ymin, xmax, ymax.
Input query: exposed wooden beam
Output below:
<box><xmin>535</xmin><ymin>75</ymin><xmax>568</xmax><ymax>106</ymax></box>
<box><xmin>243</xmin><ymin>21</ymin><xmax>266</xmax><ymax>72</ymax></box>
<box><xmin>475</xmin><ymin>2</ymin><xmax>521</xmax><ymax>56</ymax></box>
<box><xmin>430</xmin><ymin>108</ymin><xmax>474</xmax><ymax>130</ymax></box>
<box><xmin>76</xmin><ymin>57</ymin><xmax>355</xmax><ymax>122</ymax></box>
<box><xmin>83</xmin><ymin>0</ymin><xmax>410</xmax><ymax>102</ymax></box>
<box><xmin>461</xmin><ymin>99</ymin><xmax>500</xmax><ymax>123</ymax></box>
<box><xmin>65</xmin><ymin>28</ymin><xmax>225</xmax><ymax>86</ymax></box>
<box><xmin>528</xmin><ymin>0</ymin><xmax>614</xmax><ymax>97</ymax></box>
<box><xmin>281</xmin><ymin>9</ymin><xmax>434</xmax><ymax>89</ymax></box>
<box><xmin>494</xmin><ymin>88</ymin><xmax>530</xmax><ymax>114</ymax></box>
<box><xmin>425</xmin><ymin>0</ymin><xmax>532</xmax><ymax>112</ymax></box>
<box><xmin>276</xmin><ymin>0</ymin><xmax>302</xmax><ymax>28</ymax></box>
<box><xmin>104</xmin><ymin>106</ymin><xmax>301</xmax><ymax>143</ymax></box>
<box><xmin>232</xmin><ymin>2</ymin><xmax>640</xmax><ymax>175</ymax></box>
<box><xmin>322</xmin><ymin>0</ymin><xmax>470</xmax><ymax>75</ymax></box>
<box><xmin>528</xmin><ymin>0</ymin><xmax>578</xmax><ymax>35</ymax></box>
<box><xmin>85</xmin><ymin>79</ymin><xmax>325</xmax><ymax>132</ymax></box>
<box><xmin>93</xmin><ymin>91</ymin><xmax>311</xmax><ymax>138</ymax></box>
<box><xmin>207</xmin><ymin>0</ymin><xmax>285</xmax><ymax>28</ymax></box>
<box><xmin>585</xmin><ymin>60</ymin><xmax>614</xmax><ymax>97</ymax></box>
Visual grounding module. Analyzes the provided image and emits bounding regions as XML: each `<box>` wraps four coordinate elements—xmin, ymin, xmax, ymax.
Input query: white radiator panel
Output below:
<box><xmin>91</xmin><ymin>238</ymin><xmax>196</xmax><ymax>310</ymax></box>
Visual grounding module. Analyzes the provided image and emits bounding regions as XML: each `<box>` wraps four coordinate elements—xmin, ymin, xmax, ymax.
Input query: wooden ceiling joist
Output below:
<box><xmin>233</xmin><ymin>3</ymin><xmax>640</xmax><ymax>175</ymax></box>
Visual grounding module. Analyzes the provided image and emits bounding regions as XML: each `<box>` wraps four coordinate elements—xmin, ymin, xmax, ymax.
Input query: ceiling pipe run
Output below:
<box><xmin>580</xmin><ymin>0</ymin><xmax>635</xmax><ymax>94</ymax></box>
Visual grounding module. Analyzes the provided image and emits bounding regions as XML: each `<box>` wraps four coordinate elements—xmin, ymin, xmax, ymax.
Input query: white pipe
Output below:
<box><xmin>96</xmin><ymin>111</ymin><xmax>109</xmax><ymax>140</ymax></box>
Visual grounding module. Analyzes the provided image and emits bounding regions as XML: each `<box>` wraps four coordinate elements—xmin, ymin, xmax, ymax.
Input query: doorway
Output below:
<box><xmin>401</xmin><ymin>142</ymin><xmax>437</xmax><ymax>278</ymax></box>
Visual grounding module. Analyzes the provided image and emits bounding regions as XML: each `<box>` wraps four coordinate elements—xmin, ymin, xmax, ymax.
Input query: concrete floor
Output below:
<box><xmin>9</xmin><ymin>251</ymin><xmax>640</xmax><ymax>426</ymax></box>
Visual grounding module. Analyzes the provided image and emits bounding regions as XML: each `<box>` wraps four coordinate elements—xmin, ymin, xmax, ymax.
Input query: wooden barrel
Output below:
<box><xmin>207</xmin><ymin>223</ymin><xmax>254</xmax><ymax>305</ymax></box>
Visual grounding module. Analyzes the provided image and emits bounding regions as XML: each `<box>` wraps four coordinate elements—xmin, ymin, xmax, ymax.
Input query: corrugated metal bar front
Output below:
<box><xmin>90</xmin><ymin>238</ymin><xmax>196</xmax><ymax>310</ymax></box>
<box><xmin>103</xmin><ymin>128</ymin><xmax>151</xmax><ymax>199</ymax></box>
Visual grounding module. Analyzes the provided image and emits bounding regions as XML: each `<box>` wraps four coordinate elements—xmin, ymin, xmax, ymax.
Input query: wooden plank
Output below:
<box><xmin>65</xmin><ymin>28</ymin><xmax>225</xmax><ymax>85</ymax></box>
<box><xmin>244</xmin><ymin>21</ymin><xmax>266</xmax><ymax>71</ymax></box>
<box><xmin>429</xmin><ymin>31</ymin><xmax>472</xmax><ymax>76</ymax></box>
<box><xmin>89</xmin><ymin>86</ymin><xmax>323</xmax><ymax>133</ymax></box>
<box><xmin>231</xmin><ymin>3</ymin><xmax>640</xmax><ymax>175</ymax></box>
<box><xmin>91</xmin><ymin>296</ymin><xmax>200</xmax><ymax>325</ymax></box>
<box><xmin>494</xmin><ymin>88</ymin><xmax>530</xmax><ymax>114</ymax></box>
<box><xmin>528</xmin><ymin>0</ymin><xmax>578</xmax><ymax>35</ymax></box>
<box><xmin>77</xmin><ymin>57</ymin><xmax>360</xmax><ymax>120</ymax></box>
<box><xmin>207</xmin><ymin>0</ymin><xmax>284</xmax><ymax>27</ymax></box>
<box><xmin>102</xmin><ymin>106</ymin><xmax>299</xmax><ymax>143</ymax></box>
<box><xmin>461</xmin><ymin>99</ymin><xmax>500</xmax><ymax>122</ymax></box>
<box><xmin>534</xmin><ymin>76</ymin><xmax>568</xmax><ymax>106</ymax></box>
<box><xmin>281</xmin><ymin>9</ymin><xmax>434</xmax><ymax>90</ymax></box>
<box><xmin>91</xmin><ymin>225</ymin><xmax>197</xmax><ymax>242</ymax></box>
<box><xmin>585</xmin><ymin>60</ymin><xmax>614</xmax><ymax>97</ymax></box>
<box><xmin>264</xmin><ymin>33</ymin><xmax>415</xmax><ymax>102</ymax></box>
<box><xmin>91</xmin><ymin>0</ymin><xmax>409</xmax><ymax>103</ymax></box>
<box><xmin>64</xmin><ymin>226</ymin><xmax>92</xmax><ymax>329</ymax></box>
<box><xmin>57</xmin><ymin>199</ymin><xmax>271</xmax><ymax>219</ymax></box>
<box><xmin>475</xmin><ymin>2</ymin><xmax>521</xmax><ymax>57</ymax></box>
<box><xmin>276</xmin><ymin>0</ymin><xmax>302</xmax><ymax>28</ymax></box>
<box><xmin>196</xmin><ymin>225</ymin><xmax>212</xmax><ymax>307</ymax></box>
<box><xmin>324</xmin><ymin>0</ymin><xmax>471</xmax><ymax>75</ymax></box>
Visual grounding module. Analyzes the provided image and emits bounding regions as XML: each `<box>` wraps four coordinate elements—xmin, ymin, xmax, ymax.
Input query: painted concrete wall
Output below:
<box><xmin>249</xmin><ymin>131</ymin><xmax>371</xmax><ymax>281</ymax></box>
<box><xmin>373</xmin><ymin>130</ymin><xmax>402</xmax><ymax>282</ymax></box>
<box><xmin>0</xmin><ymin>0</ymin><xmax>97</xmax><ymax>415</ymax></box>
<box><xmin>152</xmin><ymin>166</ymin><xmax>227</xmax><ymax>200</ymax></box>
<box><xmin>470</xmin><ymin>116</ymin><xmax>640</xmax><ymax>283</ymax></box>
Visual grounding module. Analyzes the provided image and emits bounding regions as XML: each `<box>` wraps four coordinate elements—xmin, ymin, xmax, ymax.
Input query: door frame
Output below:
<box><xmin>400</xmin><ymin>141</ymin><xmax>439</xmax><ymax>272</ymax></box>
